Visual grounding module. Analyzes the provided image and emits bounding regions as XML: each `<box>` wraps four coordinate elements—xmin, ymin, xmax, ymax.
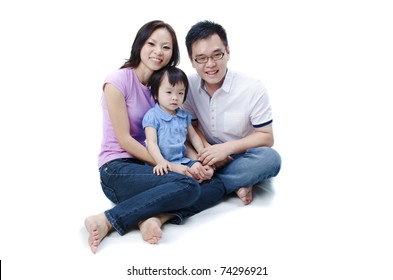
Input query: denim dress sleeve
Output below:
<box><xmin>142</xmin><ymin>108</ymin><xmax>159</xmax><ymax>130</ymax></box>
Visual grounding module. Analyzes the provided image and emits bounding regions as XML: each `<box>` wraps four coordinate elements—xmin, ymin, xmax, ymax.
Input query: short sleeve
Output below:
<box><xmin>185</xmin><ymin>111</ymin><xmax>192</xmax><ymax>126</ymax></box>
<box><xmin>142</xmin><ymin>108</ymin><xmax>159</xmax><ymax>130</ymax></box>
<box><xmin>250</xmin><ymin>80</ymin><xmax>273</xmax><ymax>127</ymax></box>
<box><xmin>103</xmin><ymin>69</ymin><xmax>129</xmax><ymax>98</ymax></box>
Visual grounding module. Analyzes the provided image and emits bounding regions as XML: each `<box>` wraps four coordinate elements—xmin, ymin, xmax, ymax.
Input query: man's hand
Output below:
<box><xmin>212</xmin><ymin>156</ymin><xmax>234</xmax><ymax>170</ymax></box>
<box><xmin>198</xmin><ymin>143</ymin><xmax>231</xmax><ymax>166</ymax></box>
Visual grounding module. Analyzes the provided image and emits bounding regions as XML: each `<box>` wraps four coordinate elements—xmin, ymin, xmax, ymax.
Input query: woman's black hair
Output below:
<box><xmin>120</xmin><ymin>20</ymin><xmax>180</xmax><ymax>69</ymax></box>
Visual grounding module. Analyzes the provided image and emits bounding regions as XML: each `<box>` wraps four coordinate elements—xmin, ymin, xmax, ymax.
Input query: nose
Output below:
<box><xmin>205</xmin><ymin>57</ymin><xmax>216</xmax><ymax>66</ymax></box>
<box><xmin>155</xmin><ymin>46</ymin><xmax>163</xmax><ymax>55</ymax></box>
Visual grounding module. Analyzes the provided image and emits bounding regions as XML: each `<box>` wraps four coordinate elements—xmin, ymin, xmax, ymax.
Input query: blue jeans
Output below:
<box><xmin>170</xmin><ymin>175</ymin><xmax>226</xmax><ymax>224</ymax></box>
<box><xmin>214</xmin><ymin>147</ymin><xmax>281</xmax><ymax>194</ymax></box>
<box><xmin>99</xmin><ymin>158</ymin><xmax>225</xmax><ymax>235</ymax></box>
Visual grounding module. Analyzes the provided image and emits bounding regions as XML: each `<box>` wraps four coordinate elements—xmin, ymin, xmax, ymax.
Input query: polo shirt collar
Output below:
<box><xmin>199</xmin><ymin>68</ymin><xmax>232</xmax><ymax>94</ymax></box>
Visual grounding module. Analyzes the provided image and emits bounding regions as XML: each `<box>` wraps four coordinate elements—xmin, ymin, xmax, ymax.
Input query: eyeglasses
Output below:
<box><xmin>194</xmin><ymin>52</ymin><xmax>225</xmax><ymax>64</ymax></box>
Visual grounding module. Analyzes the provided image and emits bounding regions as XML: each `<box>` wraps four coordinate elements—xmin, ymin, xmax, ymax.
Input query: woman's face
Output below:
<box><xmin>140</xmin><ymin>28</ymin><xmax>173</xmax><ymax>71</ymax></box>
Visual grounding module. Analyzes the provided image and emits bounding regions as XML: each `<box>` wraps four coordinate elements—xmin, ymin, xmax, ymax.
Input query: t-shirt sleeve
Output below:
<box><xmin>103</xmin><ymin>69</ymin><xmax>130</xmax><ymax>99</ymax></box>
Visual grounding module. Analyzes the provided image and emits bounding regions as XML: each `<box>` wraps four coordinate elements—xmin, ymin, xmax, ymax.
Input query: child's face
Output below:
<box><xmin>157</xmin><ymin>74</ymin><xmax>186</xmax><ymax>114</ymax></box>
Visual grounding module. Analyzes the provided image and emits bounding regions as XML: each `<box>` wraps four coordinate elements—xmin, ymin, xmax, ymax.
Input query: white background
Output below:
<box><xmin>1</xmin><ymin>0</ymin><xmax>392</xmax><ymax>279</ymax></box>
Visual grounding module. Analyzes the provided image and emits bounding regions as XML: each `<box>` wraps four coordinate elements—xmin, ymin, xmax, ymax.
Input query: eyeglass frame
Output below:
<box><xmin>193</xmin><ymin>52</ymin><xmax>225</xmax><ymax>64</ymax></box>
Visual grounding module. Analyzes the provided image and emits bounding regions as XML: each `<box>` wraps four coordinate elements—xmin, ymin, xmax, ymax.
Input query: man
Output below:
<box><xmin>183</xmin><ymin>20</ymin><xmax>281</xmax><ymax>205</ymax></box>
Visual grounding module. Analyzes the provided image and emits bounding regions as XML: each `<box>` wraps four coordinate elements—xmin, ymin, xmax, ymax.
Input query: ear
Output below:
<box><xmin>226</xmin><ymin>46</ymin><xmax>230</xmax><ymax>59</ymax></box>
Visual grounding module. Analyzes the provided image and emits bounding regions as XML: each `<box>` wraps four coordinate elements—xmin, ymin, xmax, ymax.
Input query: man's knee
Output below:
<box><xmin>251</xmin><ymin>147</ymin><xmax>281</xmax><ymax>176</ymax></box>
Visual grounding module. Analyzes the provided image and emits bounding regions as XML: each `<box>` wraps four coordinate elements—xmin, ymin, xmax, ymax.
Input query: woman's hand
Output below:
<box><xmin>171</xmin><ymin>163</ymin><xmax>191</xmax><ymax>177</ymax></box>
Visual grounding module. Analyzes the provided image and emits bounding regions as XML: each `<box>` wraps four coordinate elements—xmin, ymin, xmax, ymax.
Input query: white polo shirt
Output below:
<box><xmin>182</xmin><ymin>69</ymin><xmax>273</xmax><ymax>145</ymax></box>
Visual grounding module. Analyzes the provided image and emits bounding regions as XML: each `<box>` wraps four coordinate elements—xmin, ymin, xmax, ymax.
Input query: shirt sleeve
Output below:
<box><xmin>250</xmin><ymin>80</ymin><xmax>273</xmax><ymax>127</ymax></box>
<box><xmin>185</xmin><ymin>111</ymin><xmax>192</xmax><ymax>126</ymax></box>
<box><xmin>142</xmin><ymin>109</ymin><xmax>159</xmax><ymax>129</ymax></box>
<box><xmin>103</xmin><ymin>69</ymin><xmax>129</xmax><ymax>99</ymax></box>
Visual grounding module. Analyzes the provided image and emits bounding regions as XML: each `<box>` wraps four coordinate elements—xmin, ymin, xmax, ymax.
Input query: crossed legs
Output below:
<box><xmin>215</xmin><ymin>147</ymin><xmax>281</xmax><ymax>205</ymax></box>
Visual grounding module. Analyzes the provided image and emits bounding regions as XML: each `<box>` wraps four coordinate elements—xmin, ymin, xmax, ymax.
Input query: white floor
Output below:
<box><xmin>3</xmin><ymin>130</ymin><xmax>392</xmax><ymax>279</ymax></box>
<box><xmin>1</xmin><ymin>1</ymin><xmax>393</xmax><ymax>279</ymax></box>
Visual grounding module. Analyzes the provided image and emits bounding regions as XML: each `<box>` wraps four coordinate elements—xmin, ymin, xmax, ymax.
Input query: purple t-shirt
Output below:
<box><xmin>98</xmin><ymin>68</ymin><xmax>155</xmax><ymax>168</ymax></box>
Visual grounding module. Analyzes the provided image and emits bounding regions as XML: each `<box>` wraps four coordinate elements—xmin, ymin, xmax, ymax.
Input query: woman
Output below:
<box><xmin>84</xmin><ymin>20</ymin><xmax>225</xmax><ymax>253</ymax></box>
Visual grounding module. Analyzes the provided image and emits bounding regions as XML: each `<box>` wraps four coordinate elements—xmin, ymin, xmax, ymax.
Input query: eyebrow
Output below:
<box><xmin>147</xmin><ymin>37</ymin><xmax>171</xmax><ymax>46</ymax></box>
<box><xmin>195</xmin><ymin>48</ymin><xmax>223</xmax><ymax>57</ymax></box>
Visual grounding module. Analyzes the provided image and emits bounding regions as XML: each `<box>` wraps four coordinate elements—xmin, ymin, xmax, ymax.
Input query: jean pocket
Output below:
<box><xmin>100</xmin><ymin>180</ymin><xmax>119</xmax><ymax>204</ymax></box>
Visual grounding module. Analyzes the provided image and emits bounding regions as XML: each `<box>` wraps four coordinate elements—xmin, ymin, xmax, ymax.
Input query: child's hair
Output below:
<box><xmin>148</xmin><ymin>66</ymin><xmax>189</xmax><ymax>102</ymax></box>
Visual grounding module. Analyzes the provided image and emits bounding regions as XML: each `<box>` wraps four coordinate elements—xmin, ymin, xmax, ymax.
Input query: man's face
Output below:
<box><xmin>190</xmin><ymin>34</ymin><xmax>230</xmax><ymax>90</ymax></box>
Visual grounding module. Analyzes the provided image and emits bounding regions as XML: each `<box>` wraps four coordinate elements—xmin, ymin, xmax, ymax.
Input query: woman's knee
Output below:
<box><xmin>181</xmin><ymin>176</ymin><xmax>201</xmax><ymax>197</ymax></box>
<box><xmin>166</xmin><ymin>172</ymin><xmax>201</xmax><ymax>199</ymax></box>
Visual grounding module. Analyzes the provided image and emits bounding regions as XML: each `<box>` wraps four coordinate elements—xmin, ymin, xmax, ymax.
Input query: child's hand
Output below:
<box><xmin>189</xmin><ymin>162</ymin><xmax>214</xmax><ymax>182</ymax></box>
<box><xmin>153</xmin><ymin>160</ymin><xmax>172</xmax><ymax>175</ymax></box>
<box><xmin>202</xmin><ymin>165</ymin><xmax>214</xmax><ymax>180</ymax></box>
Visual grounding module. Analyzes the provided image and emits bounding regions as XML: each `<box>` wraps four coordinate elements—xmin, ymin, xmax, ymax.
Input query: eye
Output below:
<box><xmin>213</xmin><ymin>53</ymin><xmax>223</xmax><ymax>59</ymax></box>
<box><xmin>195</xmin><ymin>56</ymin><xmax>207</xmax><ymax>63</ymax></box>
<box><xmin>163</xmin><ymin>45</ymin><xmax>171</xmax><ymax>50</ymax></box>
<box><xmin>147</xmin><ymin>41</ymin><xmax>155</xmax><ymax>46</ymax></box>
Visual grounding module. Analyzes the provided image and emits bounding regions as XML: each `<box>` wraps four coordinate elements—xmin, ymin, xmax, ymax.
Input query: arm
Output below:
<box><xmin>191</xmin><ymin>120</ymin><xmax>211</xmax><ymax>148</ymax></box>
<box><xmin>186</xmin><ymin>123</ymin><xmax>215</xmax><ymax>181</ymax></box>
<box><xmin>104</xmin><ymin>83</ymin><xmax>155</xmax><ymax>166</ymax></box>
<box><xmin>198</xmin><ymin>124</ymin><xmax>274</xmax><ymax>166</ymax></box>
<box><xmin>187</xmin><ymin>123</ymin><xmax>205</xmax><ymax>154</ymax></box>
<box><xmin>190</xmin><ymin>120</ymin><xmax>232</xmax><ymax>169</ymax></box>
<box><xmin>145</xmin><ymin>126</ymin><xmax>172</xmax><ymax>175</ymax></box>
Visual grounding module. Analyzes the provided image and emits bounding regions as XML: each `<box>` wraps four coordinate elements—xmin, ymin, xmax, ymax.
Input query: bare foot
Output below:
<box><xmin>84</xmin><ymin>213</ymin><xmax>112</xmax><ymax>253</ymax></box>
<box><xmin>138</xmin><ymin>217</ymin><xmax>163</xmax><ymax>244</ymax></box>
<box><xmin>236</xmin><ymin>186</ymin><xmax>253</xmax><ymax>205</ymax></box>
